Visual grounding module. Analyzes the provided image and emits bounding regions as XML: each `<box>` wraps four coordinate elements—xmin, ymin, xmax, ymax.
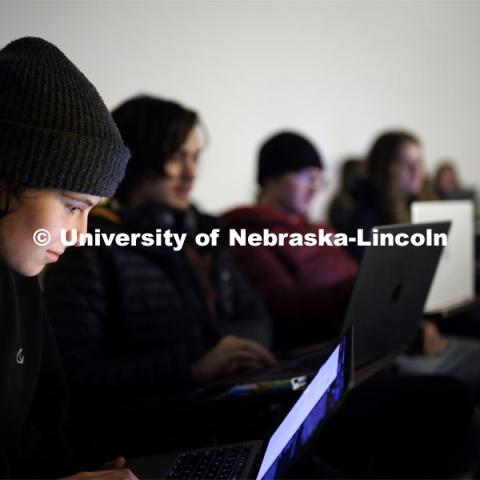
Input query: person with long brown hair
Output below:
<box><xmin>346</xmin><ymin>130</ymin><xmax>480</xmax><ymax>401</ymax></box>
<box><xmin>346</xmin><ymin>131</ymin><xmax>434</xmax><ymax>258</ymax></box>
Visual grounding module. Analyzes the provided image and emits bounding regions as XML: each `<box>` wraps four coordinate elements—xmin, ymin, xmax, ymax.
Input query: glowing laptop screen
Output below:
<box><xmin>256</xmin><ymin>337</ymin><xmax>347</xmax><ymax>480</ymax></box>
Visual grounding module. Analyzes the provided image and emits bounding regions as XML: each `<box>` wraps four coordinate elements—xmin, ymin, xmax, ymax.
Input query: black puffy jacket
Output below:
<box><xmin>44</xmin><ymin>203</ymin><xmax>271</xmax><ymax>411</ymax></box>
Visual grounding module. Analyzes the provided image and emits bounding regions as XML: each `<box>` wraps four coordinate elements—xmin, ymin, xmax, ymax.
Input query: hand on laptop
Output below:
<box><xmin>64</xmin><ymin>457</ymin><xmax>138</xmax><ymax>479</ymax></box>
<box><xmin>192</xmin><ymin>335</ymin><xmax>278</xmax><ymax>384</ymax></box>
<box><xmin>420</xmin><ymin>320</ymin><xmax>448</xmax><ymax>357</ymax></box>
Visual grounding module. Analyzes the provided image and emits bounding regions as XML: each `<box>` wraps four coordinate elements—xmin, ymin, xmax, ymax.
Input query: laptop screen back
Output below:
<box><xmin>411</xmin><ymin>201</ymin><xmax>474</xmax><ymax>313</ymax></box>
<box><xmin>256</xmin><ymin>336</ymin><xmax>348</xmax><ymax>480</ymax></box>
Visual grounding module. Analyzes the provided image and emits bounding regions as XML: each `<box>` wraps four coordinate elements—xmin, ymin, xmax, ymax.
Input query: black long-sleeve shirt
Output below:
<box><xmin>0</xmin><ymin>261</ymin><xmax>76</xmax><ymax>478</ymax></box>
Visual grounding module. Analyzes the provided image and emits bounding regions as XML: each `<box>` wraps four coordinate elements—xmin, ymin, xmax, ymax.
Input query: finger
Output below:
<box><xmin>102</xmin><ymin>457</ymin><xmax>126</xmax><ymax>470</ymax></box>
<box><xmin>234</xmin><ymin>338</ymin><xmax>277</xmax><ymax>366</ymax></box>
<box><xmin>210</xmin><ymin>350</ymin><xmax>256</xmax><ymax>378</ymax></box>
<box><xmin>94</xmin><ymin>469</ymin><xmax>138</xmax><ymax>480</ymax></box>
<box><xmin>124</xmin><ymin>469</ymin><xmax>138</xmax><ymax>480</ymax></box>
<box><xmin>234</xmin><ymin>359</ymin><xmax>265</xmax><ymax>372</ymax></box>
<box><xmin>222</xmin><ymin>350</ymin><xmax>271</xmax><ymax>372</ymax></box>
<box><xmin>220</xmin><ymin>336</ymin><xmax>276</xmax><ymax>366</ymax></box>
<box><xmin>240</xmin><ymin>339</ymin><xmax>277</xmax><ymax>365</ymax></box>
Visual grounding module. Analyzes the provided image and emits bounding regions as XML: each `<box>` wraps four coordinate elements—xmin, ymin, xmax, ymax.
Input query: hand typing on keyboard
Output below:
<box><xmin>191</xmin><ymin>335</ymin><xmax>277</xmax><ymax>384</ymax></box>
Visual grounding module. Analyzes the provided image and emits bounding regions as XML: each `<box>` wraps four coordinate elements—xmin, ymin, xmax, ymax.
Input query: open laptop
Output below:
<box><xmin>346</xmin><ymin>222</ymin><xmax>450</xmax><ymax>366</ymax></box>
<box><xmin>204</xmin><ymin>222</ymin><xmax>450</xmax><ymax>391</ymax></box>
<box><xmin>444</xmin><ymin>188</ymin><xmax>477</xmax><ymax>202</ymax></box>
<box><xmin>411</xmin><ymin>201</ymin><xmax>475</xmax><ymax>314</ymax></box>
<box><xmin>127</xmin><ymin>330</ymin><xmax>353</xmax><ymax>480</ymax></box>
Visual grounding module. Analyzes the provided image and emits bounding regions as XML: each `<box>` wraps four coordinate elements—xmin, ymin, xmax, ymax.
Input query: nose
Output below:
<box><xmin>75</xmin><ymin>214</ymin><xmax>88</xmax><ymax>246</ymax></box>
<box><xmin>182</xmin><ymin>156</ymin><xmax>196</xmax><ymax>181</ymax></box>
<box><xmin>64</xmin><ymin>213</ymin><xmax>88</xmax><ymax>247</ymax></box>
<box><xmin>309</xmin><ymin>177</ymin><xmax>323</xmax><ymax>196</ymax></box>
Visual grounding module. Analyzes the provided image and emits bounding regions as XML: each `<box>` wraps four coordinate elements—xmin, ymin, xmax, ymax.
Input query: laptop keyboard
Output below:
<box><xmin>166</xmin><ymin>445</ymin><xmax>253</xmax><ymax>480</ymax></box>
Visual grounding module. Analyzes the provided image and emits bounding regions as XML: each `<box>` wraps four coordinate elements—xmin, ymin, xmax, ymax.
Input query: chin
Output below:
<box><xmin>295</xmin><ymin>204</ymin><xmax>309</xmax><ymax>217</ymax></box>
<box><xmin>171</xmin><ymin>200</ymin><xmax>190</xmax><ymax>211</ymax></box>
<box><xmin>14</xmin><ymin>262</ymin><xmax>44</xmax><ymax>277</ymax></box>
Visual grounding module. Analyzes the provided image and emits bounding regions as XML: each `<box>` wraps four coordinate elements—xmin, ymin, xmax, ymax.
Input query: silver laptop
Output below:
<box><xmin>411</xmin><ymin>200</ymin><xmax>475</xmax><ymax>314</ymax></box>
<box><xmin>346</xmin><ymin>222</ymin><xmax>450</xmax><ymax>366</ymax></box>
<box><xmin>202</xmin><ymin>221</ymin><xmax>450</xmax><ymax>391</ymax></box>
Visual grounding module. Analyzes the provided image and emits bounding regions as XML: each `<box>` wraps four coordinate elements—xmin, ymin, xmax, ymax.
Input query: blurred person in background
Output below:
<box><xmin>44</xmin><ymin>95</ymin><xmax>275</xmax><ymax>463</ymax></box>
<box><xmin>345</xmin><ymin>130</ymin><xmax>480</xmax><ymax>398</ymax></box>
<box><xmin>327</xmin><ymin>157</ymin><xmax>365</xmax><ymax>234</ymax></box>
<box><xmin>222</xmin><ymin>132</ymin><xmax>358</xmax><ymax>351</ymax></box>
<box><xmin>346</xmin><ymin>131</ymin><xmax>429</xmax><ymax>250</ymax></box>
<box><xmin>434</xmin><ymin>161</ymin><xmax>462</xmax><ymax>199</ymax></box>
<box><xmin>434</xmin><ymin>160</ymin><xmax>478</xmax><ymax>203</ymax></box>
<box><xmin>223</xmin><ymin>130</ymin><xmax>479</xmax><ymax>478</ymax></box>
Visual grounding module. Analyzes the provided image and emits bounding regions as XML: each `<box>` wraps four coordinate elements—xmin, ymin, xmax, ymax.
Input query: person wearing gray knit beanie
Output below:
<box><xmin>0</xmin><ymin>36</ymin><xmax>130</xmax><ymax>277</ymax></box>
<box><xmin>0</xmin><ymin>36</ymin><xmax>129</xmax><ymax>196</ymax></box>
<box><xmin>0</xmin><ymin>37</ymin><xmax>136</xmax><ymax>480</ymax></box>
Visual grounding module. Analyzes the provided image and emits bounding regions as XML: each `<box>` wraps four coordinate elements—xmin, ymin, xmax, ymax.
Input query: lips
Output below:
<box><xmin>176</xmin><ymin>186</ymin><xmax>192</xmax><ymax>199</ymax></box>
<box><xmin>46</xmin><ymin>250</ymin><xmax>63</xmax><ymax>261</ymax></box>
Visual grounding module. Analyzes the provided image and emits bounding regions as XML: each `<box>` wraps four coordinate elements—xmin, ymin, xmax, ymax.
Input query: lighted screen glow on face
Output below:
<box><xmin>270</xmin><ymin>167</ymin><xmax>325</xmax><ymax>216</ymax></box>
<box><xmin>396</xmin><ymin>141</ymin><xmax>424</xmax><ymax>197</ymax></box>
<box><xmin>0</xmin><ymin>188</ymin><xmax>99</xmax><ymax>276</ymax></box>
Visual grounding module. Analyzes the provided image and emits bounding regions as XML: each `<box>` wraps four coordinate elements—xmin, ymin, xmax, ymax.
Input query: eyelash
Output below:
<box><xmin>66</xmin><ymin>204</ymin><xmax>83</xmax><ymax>214</ymax></box>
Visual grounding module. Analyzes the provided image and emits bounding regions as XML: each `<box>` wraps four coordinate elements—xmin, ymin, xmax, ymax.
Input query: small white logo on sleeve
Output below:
<box><xmin>16</xmin><ymin>348</ymin><xmax>24</xmax><ymax>365</ymax></box>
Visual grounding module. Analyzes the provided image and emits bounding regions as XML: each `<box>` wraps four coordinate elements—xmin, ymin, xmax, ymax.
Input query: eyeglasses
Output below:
<box><xmin>297</xmin><ymin>170</ymin><xmax>329</xmax><ymax>189</ymax></box>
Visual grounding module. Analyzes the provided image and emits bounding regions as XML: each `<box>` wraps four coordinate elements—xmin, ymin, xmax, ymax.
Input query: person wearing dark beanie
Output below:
<box><xmin>222</xmin><ymin>133</ymin><xmax>480</xmax><ymax>478</ymax></box>
<box><xmin>0</xmin><ymin>37</ymin><xmax>135</xmax><ymax>479</ymax></box>
<box><xmin>257</xmin><ymin>131</ymin><xmax>324</xmax><ymax>187</ymax></box>
<box><xmin>0</xmin><ymin>37</ymin><xmax>128</xmax><ymax>197</ymax></box>
<box><xmin>222</xmin><ymin>130</ymin><xmax>357</xmax><ymax>350</ymax></box>
<box><xmin>254</xmin><ymin>131</ymin><xmax>325</xmax><ymax>218</ymax></box>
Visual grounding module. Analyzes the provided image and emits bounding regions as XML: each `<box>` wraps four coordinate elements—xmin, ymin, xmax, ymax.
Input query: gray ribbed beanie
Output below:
<box><xmin>0</xmin><ymin>37</ymin><xmax>130</xmax><ymax>197</ymax></box>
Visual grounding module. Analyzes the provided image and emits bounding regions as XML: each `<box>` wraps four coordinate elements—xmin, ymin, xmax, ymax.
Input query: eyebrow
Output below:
<box><xmin>62</xmin><ymin>192</ymin><xmax>95</xmax><ymax>207</ymax></box>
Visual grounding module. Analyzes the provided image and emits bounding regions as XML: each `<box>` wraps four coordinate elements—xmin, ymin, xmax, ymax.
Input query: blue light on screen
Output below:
<box><xmin>256</xmin><ymin>338</ymin><xmax>347</xmax><ymax>480</ymax></box>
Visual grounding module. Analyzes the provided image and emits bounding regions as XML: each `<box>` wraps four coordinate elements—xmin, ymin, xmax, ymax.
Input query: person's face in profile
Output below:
<box><xmin>0</xmin><ymin>188</ymin><xmax>100</xmax><ymax>276</ymax></box>
<box><xmin>396</xmin><ymin>141</ymin><xmax>424</xmax><ymax>197</ymax></box>
<box><xmin>139</xmin><ymin>127</ymin><xmax>201</xmax><ymax>211</ymax></box>
<box><xmin>272</xmin><ymin>166</ymin><xmax>324</xmax><ymax>216</ymax></box>
<box><xmin>436</xmin><ymin>167</ymin><xmax>456</xmax><ymax>194</ymax></box>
